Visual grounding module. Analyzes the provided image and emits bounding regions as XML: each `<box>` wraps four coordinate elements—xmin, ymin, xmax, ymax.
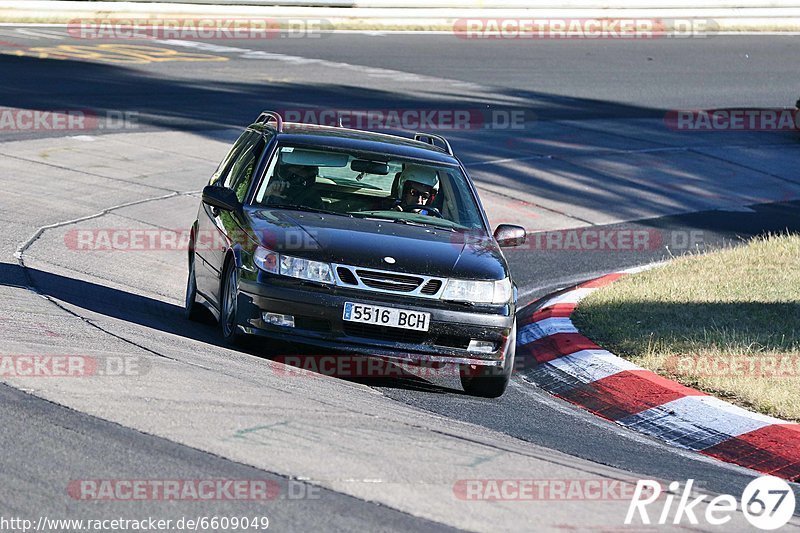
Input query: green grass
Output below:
<box><xmin>572</xmin><ymin>233</ymin><xmax>800</xmax><ymax>421</ymax></box>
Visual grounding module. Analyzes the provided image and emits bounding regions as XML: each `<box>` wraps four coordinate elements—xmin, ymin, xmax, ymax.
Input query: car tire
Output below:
<box><xmin>460</xmin><ymin>320</ymin><xmax>516</xmax><ymax>398</ymax></box>
<box><xmin>221</xmin><ymin>259</ymin><xmax>244</xmax><ymax>346</ymax></box>
<box><xmin>185</xmin><ymin>254</ymin><xmax>209</xmax><ymax>322</ymax></box>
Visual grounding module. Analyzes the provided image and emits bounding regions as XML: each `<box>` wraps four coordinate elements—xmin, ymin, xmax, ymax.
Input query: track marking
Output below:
<box><xmin>14</xmin><ymin>28</ymin><xmax>65</xmax><ymax>40</ymax></box>
<box><xmin>510</xmin><ymin>378</ymin><xmax>749</xmax><ymax>473</ymax></box>
<box><xmin>5</xmin><ymin>44</ymin><xmax>228</xmax><ymax>64</ymax></box>
<box><xmin>519</xmin><ymin>272</ymin><xmax>800</xmax><ymax>481</ymax></box>
<box><xmin>157</xmin><ymin>39</ymin><xmax>486</xmax><ymax>92</ymax></box>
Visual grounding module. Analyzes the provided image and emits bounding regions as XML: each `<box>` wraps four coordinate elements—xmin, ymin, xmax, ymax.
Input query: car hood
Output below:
<box><xmin>245</xmin><ymin>208</ymin><xmax>508</xmax><ymax>280</ymax></box>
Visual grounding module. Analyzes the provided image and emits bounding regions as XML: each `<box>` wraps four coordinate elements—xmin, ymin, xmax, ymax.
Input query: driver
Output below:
<box><xmin>263</xmin><ymin>163</ymin><xmax>323</xmax><ymax>209</ymax></box>
<box><xmin>394</xmin><ymin>164</ymin><xmax>439</xmax><ymax>215</ymax></box>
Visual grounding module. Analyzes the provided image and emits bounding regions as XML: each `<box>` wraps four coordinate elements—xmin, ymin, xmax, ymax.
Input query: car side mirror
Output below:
<box><xmin>202</xmin><ymin>185</ymin><xmax>242</xmax><ymax>214</ymax></box>
<box><xmin>493</xmin><ymin>224</ymin><xmax>526</xmax><ymax>247</ymax></box>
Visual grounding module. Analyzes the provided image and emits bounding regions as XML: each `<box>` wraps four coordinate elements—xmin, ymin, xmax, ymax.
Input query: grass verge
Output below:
<box><xmin>572</xmin><ymin>233</ymin><xmax>800</xmax><ymax>421</ymax></box>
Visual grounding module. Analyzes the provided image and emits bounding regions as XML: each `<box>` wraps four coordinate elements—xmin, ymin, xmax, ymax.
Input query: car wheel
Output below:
<box><xmin>460</xmin><ymin>320</ymin><xmax>516</xmax><ymax>398</ymax></box>
<box><xmin>221</xmin><ymin>260</ymin><xmax>243</xmax><ymax>345</ymax></box>
<box><xmin>185</xmin><ymin>254</ymin><xmax>208</xmax><ymax>322</ymax></box>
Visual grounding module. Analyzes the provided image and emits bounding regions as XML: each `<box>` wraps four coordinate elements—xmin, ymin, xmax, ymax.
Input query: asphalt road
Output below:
<box><xmin>0</xmin><ymin>28</ymin><xmax>799</xmax><ymax>531</ymax></box>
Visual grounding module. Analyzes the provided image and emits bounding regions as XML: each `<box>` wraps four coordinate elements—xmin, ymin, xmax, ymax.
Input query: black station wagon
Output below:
<box><xmin>185</xmin><ymin>111</ymin><xmax>526</xmax><ymax>397</ymax></box>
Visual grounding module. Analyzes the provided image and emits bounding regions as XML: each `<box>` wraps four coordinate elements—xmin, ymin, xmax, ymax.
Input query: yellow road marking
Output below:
<box><xmin>6</xmin><ymin>44</ymin><xmax>228</xmax><ymax>64</ymax></box>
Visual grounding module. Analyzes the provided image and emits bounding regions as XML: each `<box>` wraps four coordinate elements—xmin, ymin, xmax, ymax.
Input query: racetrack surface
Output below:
<box><xmin>0</xmin><ymin>28</ymin><xmax>799</xmax><ymax>531</ymax></box>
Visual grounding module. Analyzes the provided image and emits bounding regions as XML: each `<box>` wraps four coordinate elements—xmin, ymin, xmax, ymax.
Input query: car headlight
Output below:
<box><xmin>280</xmin><ymin>254</ymin><xmax>334</xmax><ymax>284</ymax></box>
<box><xmin>254</xmin><ymin>246</ymin><xmax>279</xmax><ymax>274</ymax></box>
<box><xmin>254</xmin><ymin>245</ymin><xmax>334</xmax><ymax>284</ymax></box>
<box><xmin>441</xmin><ymin>278</ymin><xmax>512</xmax><ymax>305</ymax></box>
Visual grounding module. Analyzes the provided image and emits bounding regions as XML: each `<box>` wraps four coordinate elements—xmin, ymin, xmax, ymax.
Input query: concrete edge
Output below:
<box><xmin>515</xmin><ymin>265</ymin><xmax>800</xmax><ymax>482</ymax></box>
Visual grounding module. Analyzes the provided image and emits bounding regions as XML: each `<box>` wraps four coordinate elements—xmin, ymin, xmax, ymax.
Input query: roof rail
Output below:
<box><xmin>414</xmin><ymin>132</ymin><xmax>453</xmax><ymax>156</ymax></box>
<box><xmin>255</xmin><ymin>110</ymin><xmax>283</xmax><ymax>132</ymax></box>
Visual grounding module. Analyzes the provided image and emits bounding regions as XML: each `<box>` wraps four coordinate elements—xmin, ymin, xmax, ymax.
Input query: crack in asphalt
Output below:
<box><xmin>14</xmin><ymin>191</ymin><xmax>188</xmax><ymax>260</ymax></box>
<box><xmin>13</xmin><ymin>191</ymin><xmax>196</xmax><ymax>365</ymax></box>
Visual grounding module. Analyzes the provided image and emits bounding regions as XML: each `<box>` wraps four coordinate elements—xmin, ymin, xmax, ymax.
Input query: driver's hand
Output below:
<box><xmin>265</xmin><ymin>179</ymin><xmax>289</xmax><ymax>198</ymax></box>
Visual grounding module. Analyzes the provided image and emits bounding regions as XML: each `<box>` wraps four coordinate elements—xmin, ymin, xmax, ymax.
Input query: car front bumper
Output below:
<box><xmin>236</xmin><ymin>276</ymin><xmax>515</xmax><ymax>367</ymax></box>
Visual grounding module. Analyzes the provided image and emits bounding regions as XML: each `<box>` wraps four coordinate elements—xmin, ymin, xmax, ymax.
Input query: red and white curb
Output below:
<box><xmin>516</xmin><ymin>268</ymin><xmax>800</xmax><ymax>482</ymax></box>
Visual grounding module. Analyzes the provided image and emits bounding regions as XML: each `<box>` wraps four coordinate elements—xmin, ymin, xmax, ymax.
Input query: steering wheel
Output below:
<box><xmin>399</xmin><ymin>204</ymin><xmax>443</xmax><ymax>218</ymax></box>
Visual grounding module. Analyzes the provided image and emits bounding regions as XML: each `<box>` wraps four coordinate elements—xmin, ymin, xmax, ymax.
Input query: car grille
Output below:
<box><xmin>333</xmin><ymin>264</ymin><xmax>446</xmax><ymax>299</ymax></box>
<box><xmin>343</xmin><ymin>323</ymin><xmax>428</xmax><ymax>344</ymax></box>
<box><xmin>337</xmin><ymin>267</ymin><xmax>358</xmax><ymax>285</ymax></box>
<box><xmin>420</xmin><ymin>279</ymin><xmax>443</xmax><ymax>295</ymax></box>
<box><xmin>356</xmin><ymin>270</ymin><xmax>423</xmax><ymax>292</ymax></box>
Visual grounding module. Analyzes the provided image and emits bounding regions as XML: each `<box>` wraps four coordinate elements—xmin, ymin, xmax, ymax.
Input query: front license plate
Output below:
<box><xmin>343</xmin><ymin>302</ymin><xmax>430</xmax><ymax>331</ymax></box>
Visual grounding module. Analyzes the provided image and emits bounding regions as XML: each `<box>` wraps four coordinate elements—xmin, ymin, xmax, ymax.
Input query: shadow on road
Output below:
<box><xmin>0</xmin><ymin>262</ymin><xmax>463</xmax><ymax>395</ymax></box>
<box><xmin>6</xmin><ymin>52</ymin><xmax>788</xmax><ymax>225</ymax></box>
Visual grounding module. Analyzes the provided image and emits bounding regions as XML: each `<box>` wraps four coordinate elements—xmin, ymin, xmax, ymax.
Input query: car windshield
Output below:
<box><xmin>252</xmin><ymin>145</ymin><xmax>485</xmax><ymax>230</ymax></box>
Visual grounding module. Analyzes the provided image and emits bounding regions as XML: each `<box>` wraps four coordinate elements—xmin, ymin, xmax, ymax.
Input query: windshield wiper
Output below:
<box><xmin>359</xmin><ymin>215</ymin><xmax>455</xmax><ymax>231</ymax></box>
<box><xmin>402</xmin><ymin>219</ymin><xmax>457</xmax><ymax>231</ymax></box>
<box><xmin>266</xmin><ymin>204</ymin><xmax>351</xmax><ymax>217</ymax></box>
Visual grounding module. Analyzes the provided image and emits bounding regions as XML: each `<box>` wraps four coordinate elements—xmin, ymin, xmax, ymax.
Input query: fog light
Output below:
<box><xmin>467</xmin><ymin>340</ymin><xmax>496</xmax><ymax>354</ymax></box>
<box><xmin>263</xmin><ymin>313</ymin><xmax>295</xmax><ymax>328</ymax></box>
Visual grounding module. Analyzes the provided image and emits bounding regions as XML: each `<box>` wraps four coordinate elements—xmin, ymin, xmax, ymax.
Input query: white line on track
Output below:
<box><xmin>13</xmin><ymin>28</ymin><xmax>65</xmax><ymax>39</ymax></box>
<box><xmin>155</xmin><ymin>38</ymin><xmax>486</xmax><ymax>91</ymax></box>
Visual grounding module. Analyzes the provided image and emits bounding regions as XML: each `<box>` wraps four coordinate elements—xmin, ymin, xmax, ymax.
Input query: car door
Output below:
<box><xmin>195</xmin><ymin>130</ymin><xmax>264</xmax><ymax>309</ymax></box>
<box><xmin>213</xmin><ymin>130</ymin><xmax>269</xmax><ymax>280</ymax></box>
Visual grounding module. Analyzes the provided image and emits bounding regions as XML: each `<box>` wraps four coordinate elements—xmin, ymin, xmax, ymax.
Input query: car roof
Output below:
<box><xmin>252</xmin><ymin>122</ymin><xmax>461</xmax><ymax>165</ymax></box>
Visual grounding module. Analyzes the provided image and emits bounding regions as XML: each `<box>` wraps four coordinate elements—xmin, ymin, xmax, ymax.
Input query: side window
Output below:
<box><xmin>228</xmin><ymin>134</ymin><xmax>267</xmax><ymax>203</ymax></box>
<box><xmin>209</xmin><ymin>130</ymin><xmax>255</xmax><ymax>186</ymax></box>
